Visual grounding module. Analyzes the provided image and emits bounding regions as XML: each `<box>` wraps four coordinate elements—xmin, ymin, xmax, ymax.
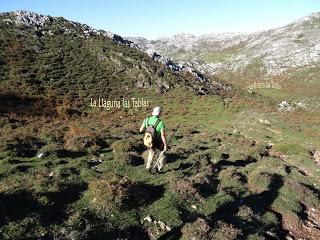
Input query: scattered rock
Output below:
<box><xmin>158</xmin><ymin>220</ymin><xmax>166</xmax><ymax>230</ymax></box>
<box><xmin>313</xmin><ymin>150</ymin><xmax>320</xmax><ymax>164</ymax></box>
<box><xmin>14</xmin><ymin>10</ymin><xmax>49</xmax><ymax>27</ymax></box>
<box><xmin>259</xmin><ymin>119</ymin><xmax>271</xmax><ymax>125</ymax></box>
<box><xmin>278</xmin><ymin>100</ymin><xmax>309</xmax><ymax>112</ymax></box>
<box><xmin>142</xmin><ymin>216</ymin><xmax>171</xmax><ymax>232</ymax></box>
<box><xmin>283</xmin><ymin>207</ymin><xmax>320</xmax><ymax>240</ymax></box>
<box><xmin>48</xmin><ymin>171</ymin><xmax>54</xmax><ymax>178</ymax></box>
<box><xmin>143</xmin><ymin>215</ymin><xmax>153</xmax><ymax>223</ymax></box>
<box><xmin>37</xmin><ymin>152</ymin><xmax>46</xmax><ymax>159</ymax></box>
<box><xmin>87</xmin><ymin>158</ymin><xmax>102</xmax><ymax>168</ymax></box>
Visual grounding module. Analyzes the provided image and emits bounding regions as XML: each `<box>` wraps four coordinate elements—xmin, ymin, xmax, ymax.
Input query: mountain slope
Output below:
<box><xmin>0</xmin><ymin>10</ymin><xmax>320</xmax><ymax>240</ymax></box>
<box><xmin>131</xmin><ymin>12</ymin><xmax>320</xmax><ymax>78</ymax></box>
<box><xmin>0</xmin><ymin>10</ymin><xmax>229</xmax><ymax>110</ymax></box>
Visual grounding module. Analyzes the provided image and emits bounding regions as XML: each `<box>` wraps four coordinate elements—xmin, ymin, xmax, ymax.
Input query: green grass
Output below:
<box><xmin>1</xmin><ymin>11</ymin><xmax>320</xmax><ymax>240</ymax></box>
<box><xmin>1</xmin><ymin>89</ymin><xmax>319</xmax><ymax>238</ymax></box>
<box><xmin>200</xmin><ymin>192</ymin><xmax>235</xmax><ymax>216</ymax></box>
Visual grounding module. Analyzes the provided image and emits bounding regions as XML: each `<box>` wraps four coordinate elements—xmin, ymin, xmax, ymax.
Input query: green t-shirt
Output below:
<box><xmin>144</xmin><ymin>116</ymin><xmax>165</xmax><ymax>136</ymax></box>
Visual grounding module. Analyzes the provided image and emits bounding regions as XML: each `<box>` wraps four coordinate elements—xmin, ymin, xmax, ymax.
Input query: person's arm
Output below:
<box><xmin>139</xmin><ymin>119</ymin><xmax>145</xmax><ymax>133</ymax></box>
<box><xmin>161</xmin><ymin>128</ymin><xmax>168</xmax><ymax>152</ymax></box>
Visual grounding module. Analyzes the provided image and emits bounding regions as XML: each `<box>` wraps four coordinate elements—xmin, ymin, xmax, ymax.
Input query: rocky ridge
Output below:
<box><xmin>2</xmin><ymin>10</ymin><xmax>114</xmax><ymax>38</ymax></box>
<box><xmin>1</xmin><ymin>10</ymin><xmax>231</xmax><ymax>95</ymax></box>
<box><xmin>130</xmin><ymin>13</ymin><xmax>320</xmax><ymax>77</ymax></box>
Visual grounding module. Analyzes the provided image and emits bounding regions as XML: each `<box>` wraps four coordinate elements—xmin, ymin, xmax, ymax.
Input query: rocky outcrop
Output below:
<box><xmin>113</xmin><ymin>36</ymin><xmax>232</xmax><ymax>95</ymax></box>
<box><xmin>148</xmin><ymin>50</ymin><xmax>209</xmax><ymax>83</ymax></box>
<box><xmin>1</xmin><ymin>10</ymin><xmax>114</xmax><ymax>38</ymax></box>
<box><xmin>130</xmin><ymin>13</ymin><xmax>320</xmax><ymax>77</ymax></box>
<box><xmin>1</xmin><ymin>10</ymin><xmax>231</xmax><ymax>96</ymax></box>
<box><xmin>112</xmin><ymin>34</ymin><xmax>139</xmax><ymax>49</ymax></box>
<box><xmin>14</xmin><ymin>10</ymin><xmax>50</xmax><ymax>27</ymax></box>
<box><xmin>277</xmin><ymin>100</ymin><xmax>309</xmax><ymax>112</ymax></box>
<box><xmin>113</xmin><ymin>36</ymin><xmax>225</xmax><ymax>89</ymax></box>
<box><xmin>283</xmin><ymin>207</ymin><xmax>320</xmax><ymax>240</ymax></box>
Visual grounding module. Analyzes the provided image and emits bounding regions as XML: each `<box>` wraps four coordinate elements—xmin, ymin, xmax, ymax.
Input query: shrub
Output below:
<box><xmin>211</xmin><ymin>221</ymin><xmax>242</xmax><ymax>240</ymax></box>
<box><xmin>86</xmin><ymin>175</ymin><xmax>152</xmax><ymax>213</ymax></box>
<box><xmin>63</xmin><ymin>125</ymin><xmax>106</xmax><ymax>154</ymax></box>
<box><xmin>248</xmin><ymin>171</ymin><xmax>274</xmax><ymax>193</ymax></box>
<box><xmin>111</xmin><ymin>139</ymin><xmax>135</xmax><ymax>154</ymax></box>
<box><xmin>170</xmin><ymin>178</ymin><xmax>203</xmax><ymax>203</ymax></box>
<box><xmin>218</xmin><ymin>168</ymin><xmax>247</xmax><ymax>196</ymax></box>
<box><xmin>181</xmin><ymin>218</ymin><xmax>212</xmax><ymax>240</ymax></box>
<box><xmin>0</xmin><ymin>217</ymin><xmax>46</xmax><ymax>240</ymax></box>
<box><xmin>237</xmin><ymin>205</ymin><xmax>257</xmax><ymax>222</ymax></box>
<box><xmin>114</xmin><ymin>152</ymin><xmax>144</xmax><ymax>166</ymax></box>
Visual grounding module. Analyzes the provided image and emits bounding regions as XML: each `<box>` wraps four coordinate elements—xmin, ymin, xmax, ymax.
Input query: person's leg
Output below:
<box><xmin>146</xmin><ymin>148</ymin><xmax>154</xmax><ymax>170</ymax></box>
<box><xmin>157</xmin><ymin>151</ymin><xmax>166</xmax><ymax>172</ymax></box>
<box><xmin>154</xmin><ymin>141</ymin><xmax>165</xmax><ymax>172</ymax></box>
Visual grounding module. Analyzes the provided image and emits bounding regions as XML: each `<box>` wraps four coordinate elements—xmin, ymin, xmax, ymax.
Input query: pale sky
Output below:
<box><xmin>1</xmin><ymin>0</ymin><xmax>320</xmax><ymax>39</ymax></box>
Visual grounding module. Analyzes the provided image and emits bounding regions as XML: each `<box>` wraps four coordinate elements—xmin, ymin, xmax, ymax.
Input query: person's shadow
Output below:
<box><xmin>209</xmin><ymin>173</ymin><xmax>288</xmax><ymax>238</ymax></box>
<box><xmin>157</xmin><ymin>173</ymin><xmax>288</xmax><ymax>239</ymax></box>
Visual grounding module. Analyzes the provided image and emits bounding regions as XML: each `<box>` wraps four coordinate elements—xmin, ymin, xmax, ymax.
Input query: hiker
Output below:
<box><xmin>139</xmin><ymin>106</ymin><xmax>168</xmax><ymax>173</ymax></box>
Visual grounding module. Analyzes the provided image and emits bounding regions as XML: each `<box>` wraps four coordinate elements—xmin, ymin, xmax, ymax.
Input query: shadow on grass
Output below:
<box><xmin>98</xmin><ymin>226</ymin><xmax>150</xmax><ymax>240</ymax></box>
<box><xmin>0</xmin><ymin>182</ymin><xmax>88</xmax><ymax>227</ymax></box>
<box><xmin>209</xmin><ymin>174</ymin><xmax>288</xmax><ymax>239</ymax></box>
<box><xmin>39</xmin><ymin>182</ymin><xmax>88</xmax><ymax>226</ymax></box>
<box><xmin>301</xmin><ymin>183</ymin><xmax>320</xmax><ymax>199</ymax></box>
<box><xmin>166</xmin><ymin>152</ymin><xmax>188</xmax><ymax>164</ymax></box>
<box><xmin>55</xmin><ymin>149</ymin><xmax>87</xmax><ymax>158</ymax></box>
<box><xmin>129</xmin><ymin>183</ymin><xmax>166</xmax><ymax>208</ymax></box>
<box><xmin>10</xmin><ymin>164</ymin><xmax>34</xmax><ymax>173</ymax></box>
<box><xmin>0</xmin><ymin>92</ymin><xmax>56</xmax><ymax>116</ymax></box>
<box><xmin>73</xmin><ymin>210</ymin><xmax>151</xmax><ymax>240</ymax></box>
<box><xmin>158</xmin><ymin>207</ymin><xmax>209</xmax><ymax>240</ymax></box>
<box><xmin>215</xmin><ymin>156</ymin><xmax>257</xmax><ymax>169</ymax></box>
<box><xmin>130</xmin><ymin>154</ymin><xmax>145</xmax><ymax>166</ymax></box>
<box><xmin>6</xmin><ymin>158</ymin><xmax>34</xmax><ymax>164</ymax></box>
<box><xmin>0</xmin><ymin>190</ymin><xmax>39</xmax><ymax>226</ymax></box>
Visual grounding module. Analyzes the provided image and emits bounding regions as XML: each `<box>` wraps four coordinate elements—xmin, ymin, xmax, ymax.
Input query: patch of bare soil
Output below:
<box><xmin>283</xmin><ymin>207</ymin><xmax>320</xmax><ymax>240</ymax></box>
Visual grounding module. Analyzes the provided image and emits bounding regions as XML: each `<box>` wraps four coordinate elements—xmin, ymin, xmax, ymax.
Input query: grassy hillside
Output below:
<box><xmin>0</xmin><ymin>11</ymin><xmax>320</xmax><ymax>240</ymax></box>
<box><xmin>0</xmin><ymin>11</ymin><xmax>216</xmax><ymax>111</ymax></box>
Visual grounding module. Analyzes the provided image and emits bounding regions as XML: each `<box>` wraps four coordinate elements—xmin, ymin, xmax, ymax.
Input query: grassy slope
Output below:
<box><xmin>1</xmin><ymin>86</ymin><xmax>320</xmax><ymax>239</ymax></box>
<box><xmin>0</xmin><ymin>14</ymin><xmax>205</xmax><ymax>107</ymax></box>
<box><xmin>0</xmin><ymin>13</ymin><xmax>320</xmax><ymax>240</ymax></box>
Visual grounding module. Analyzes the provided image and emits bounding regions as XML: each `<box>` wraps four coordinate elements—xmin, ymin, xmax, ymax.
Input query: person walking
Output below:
<box><xmin>140</xmin><ymin>107</ymin><xmax>168</xmax><ymax>173</ymax></box>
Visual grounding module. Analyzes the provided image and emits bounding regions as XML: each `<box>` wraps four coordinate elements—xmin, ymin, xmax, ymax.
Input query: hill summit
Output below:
<box><xmin>0</xmin><ymin>10</ymin><xmax>231</xmax><ymax>108</ymax></box>
<box><xmin>130</xmin><ymin>12</ymin><xmax>320</xmax><ymax>77</ymax></box>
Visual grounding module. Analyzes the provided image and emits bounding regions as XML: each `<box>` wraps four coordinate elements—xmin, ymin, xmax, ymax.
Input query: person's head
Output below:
<box><xmin>152</xmin><ymin>106</ymin><xmax>162</xmax><ymax>117</ymax></box>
